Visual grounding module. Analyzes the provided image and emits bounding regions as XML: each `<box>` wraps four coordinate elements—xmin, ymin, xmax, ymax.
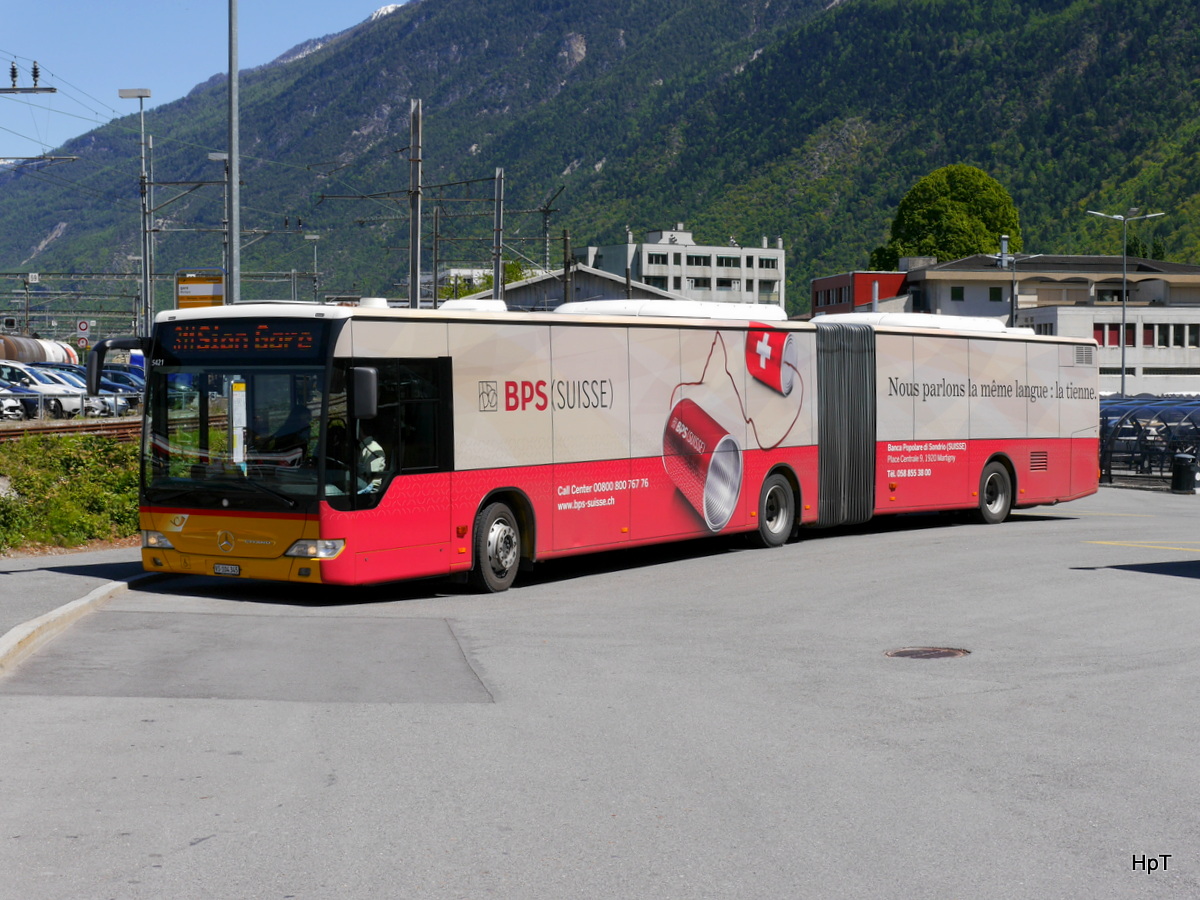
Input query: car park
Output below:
<box><xmin>0</xmin><ymin>360</ymin><xmax>87</xmax><ymax>418</ymax></box>
<box><xmin>33</xmin><ymin>367</ymin><xmax>123</xmax><ymax>417</ymax></box>
<box><xmin>26</xmin><ymin>367</ymin><xmax>112</xmax><ymax>416</ymax></box>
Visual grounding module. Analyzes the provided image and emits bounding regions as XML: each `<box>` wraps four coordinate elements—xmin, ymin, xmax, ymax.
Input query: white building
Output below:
<box><xmin>1021</xmin><ymin>305</ymin><xmax>1200</xmax><ymax>396</ymax></box>
<box><xmin>585</xmin><ymin>224</ymin><xmax>786</xmax><ymax>310</ymax></box>
<box><xmin>816</xmin><ymin>254</ymin><xmax>1200</xmax><ymax>396</ymax></box>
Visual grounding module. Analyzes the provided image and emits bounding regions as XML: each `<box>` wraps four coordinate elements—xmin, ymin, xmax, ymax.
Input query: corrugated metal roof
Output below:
<box><xmin>918</xmin><ymin>255</ymin><xmax>1200</xmax><ymax>276</ymax></box>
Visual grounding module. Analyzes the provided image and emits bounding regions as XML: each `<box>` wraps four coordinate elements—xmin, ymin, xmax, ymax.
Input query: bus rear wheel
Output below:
<box><xmin>977</xmin><ymin>461</ymin><xmax>1013</xmax><ymax>524</ymax></box>
<box><xmin>470</xmin><ymin>501</ymin><xmax>521</xmax><ymax>592</ymax></box>
<box><xmin>755</xmin><ymin>473</ymin><xmax>795</xmax><ymax>548</ymax></box>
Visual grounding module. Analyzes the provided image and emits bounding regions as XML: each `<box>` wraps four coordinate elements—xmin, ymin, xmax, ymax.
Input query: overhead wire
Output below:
<box><xmin>0</xmin><ymin>55</ymin><xmax>116</xmax><ymax>154</ymax></box>
<box><xmin>0</xmin><ymin>54</ymin><xmax>548</xmax><ymax>283</ymax></box>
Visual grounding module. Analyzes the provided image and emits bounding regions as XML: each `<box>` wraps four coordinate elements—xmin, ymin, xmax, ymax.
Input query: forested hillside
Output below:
<box><xmin>0</xmin><ymin>0</ymin><xmax>1196</xmax><ymax>316</ymax></box>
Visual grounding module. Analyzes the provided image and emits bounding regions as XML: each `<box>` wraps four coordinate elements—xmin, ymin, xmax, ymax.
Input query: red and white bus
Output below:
<box><xmin>88</xmin><ymin>301</ymin><xmax>1099</xmax><ymax>591</ymax></box>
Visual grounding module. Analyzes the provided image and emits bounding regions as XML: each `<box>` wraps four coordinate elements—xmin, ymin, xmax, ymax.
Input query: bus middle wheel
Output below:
<box><xmin>470</xmin><ymin>501</ymin><xmax>521</xmax><ymax>592</ymax></box>
<box><xmin>755</xmin><ymin>473</ymin><xmax>795</xmax><ymax>548</ymax></box>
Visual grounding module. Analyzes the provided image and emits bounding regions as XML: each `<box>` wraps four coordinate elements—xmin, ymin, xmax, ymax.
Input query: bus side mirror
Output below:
<box><xmin>350</xmin><ymin>366</ymin><xmax>378</xmax><ymax>419</ymax></box>
<box><xmin>87</xmin><ymin>336</ymin><xmax>149</xmax><ymax>395</ymax></box>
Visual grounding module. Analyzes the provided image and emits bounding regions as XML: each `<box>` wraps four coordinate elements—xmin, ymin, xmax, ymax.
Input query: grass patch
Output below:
<box><xmin>0</xmin><ymin>434</ymin><xmax>139</xmax><ymax>551</ymax></box>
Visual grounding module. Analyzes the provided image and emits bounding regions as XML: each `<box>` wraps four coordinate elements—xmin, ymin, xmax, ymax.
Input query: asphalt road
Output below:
<box><xmin>1</xmin><ymin>487</ymin><xmax>1198</xmax><ymax>899</ymax></box>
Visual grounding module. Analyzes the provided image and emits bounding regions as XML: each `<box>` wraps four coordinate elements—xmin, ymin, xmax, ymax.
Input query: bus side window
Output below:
<box><xmin>351</xmin><ymin>358</ymin><xmax>452</xmax><ymax>495</ymax></box>
<box><xmin>400</xmin><ymin>401</ymin><xmax>438</xmax><ymax>470</ymax></box>
<box><xmin>397</xmin><ymin>361</ymin><xmax>440</xmax><ymax>470</ymax></box>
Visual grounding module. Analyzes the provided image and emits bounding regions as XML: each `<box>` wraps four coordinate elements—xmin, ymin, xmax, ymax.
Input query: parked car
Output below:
<box><xmin>0</xmin><ymin>360</ymin><xmax>87</xmax><ymax>418</ymax></box>
<box><xmin>29</xmin><ymin>367</ymin><xmax>114</xmax><ymax>417</ymax></box>
<box><xmin>0</xmin><ymin>378</ymin><xmax>42</xmax><ymax>419</ymax></box>
<box><xmin>102</xmin><ymin>362</ymin><xmax>146</xmax><ymax>378</ymax></box>
<box><xmin>101</xmin><ymin>367</ymin><xmax>146</xmax><ymax>392</ymax></box>
<box><xmin>0</xmin><ymin>386</ymin><xmax>25</xmax><ymax>420</ymax></box>
<box><xmin>34</xmin><ymin>367</ymin><xmax>125</xmax><ymax>417</ymax></box>
<box><xmin>33</xmin><ymin>362</ymin><xmax>140</xmax><ymax>415</ymax></box>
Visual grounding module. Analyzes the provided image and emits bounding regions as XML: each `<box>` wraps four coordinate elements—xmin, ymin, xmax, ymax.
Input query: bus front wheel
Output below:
<box><xmin>977</xmin><ymin>461</ymin><xmax>1013</xmax><ymax>524</ymax></box>
<box><xmin>755</xmin><ymin>473</ymin><xmax>795</xmax><ymax>548</ymax></box>
<box><xmin>470</xmin><ymin>501</ymin><xmax>521</xmax><ymax>592</ymax></box>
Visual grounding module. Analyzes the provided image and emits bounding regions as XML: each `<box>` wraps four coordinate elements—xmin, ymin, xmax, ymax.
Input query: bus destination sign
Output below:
<box><xmin>159</xmin><ymin>321</ymin><xmax>327</xmax><ymax>360</ymax></box>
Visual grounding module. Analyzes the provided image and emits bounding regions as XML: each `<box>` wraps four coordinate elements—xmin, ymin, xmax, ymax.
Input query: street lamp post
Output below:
<box><xmin>228</xmin><ymin>0</ymin><xmax>241</xmax><ymax>305</ymax></box>
<box><xmin>991</xmin><ymin>234</ymin><xmax>1040</xmax><ymax>328</ymax></box>
<box><xmin>119</xmin><ymin>88</ymin><xmax>152</xmax><ymax>336</ymax></box>
<box><xmin>1086</xmin><ymin>208</ymin><xmax>1165</xmax><ymax>396</ymax></box>
<box><xmin>998</xmin><ymin>234</ymin><xmax>1017</xmax><ymax>328</ymax></box>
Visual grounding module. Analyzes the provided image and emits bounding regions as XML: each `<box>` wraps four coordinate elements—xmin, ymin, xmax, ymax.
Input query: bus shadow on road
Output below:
<box><xmin>519</xmin><ymin>535</ymin><xmax>746</xmax><ymax>587</ymax></box>
<box><xmin>112</xmin><ymin>539</ymin><xmax>753</xmax><ymax>603</ymax></box>
<box><xmin>795</xmin><ymin>508</ymin><xmax>1074</xmax><ymax>540</ymax></box>
<box><xmin>130</xmin><ymin>571</ymin><xmax>456</xmax><ymax>607</ymax></box>
<box><xmin>515</xmin><ymin>509</ymin><xmax>1064</xmax><ymax>587</ymax></box>
<box><xmin>4</xmin><ymin>558</ymin><xmax>144</xmax><ymax>583</ymax></box>
<box><xmin>110</xmin><ymin>509</ymin><xmax>1082</xmax><ymax>603</ymax></box>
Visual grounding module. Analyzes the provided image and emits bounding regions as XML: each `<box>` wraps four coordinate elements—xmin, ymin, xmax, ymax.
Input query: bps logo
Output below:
<box><xmin>481</xmin><ymin>379</ymin><xmax>615</xmax><ymax>412</ymax></box>
<box><xmin>506</xmin><ymin>380</ymin><xmax>549</xmax><ymax>411</ymax></box>
<box><xmin>478</xmin><ymin>381</ymin><xmax>499</xmax><ymax>412</ymax></box>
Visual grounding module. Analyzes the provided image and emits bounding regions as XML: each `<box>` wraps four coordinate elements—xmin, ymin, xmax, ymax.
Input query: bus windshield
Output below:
<box><xmin>141</xmin><ymin>317</ymin><xmax>348</xmax><ymax>511</ymax></box>
<box><xmin>143</xmin><ymin>365</ymin><xmax>331</xmax><ymax>510</ymax></box>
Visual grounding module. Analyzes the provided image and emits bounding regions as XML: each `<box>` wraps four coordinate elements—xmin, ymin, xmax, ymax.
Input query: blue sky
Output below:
<box><xmin>1</xmin><ymin>1</ymin><xmax>399</xmax><ymax>160</ymax></box>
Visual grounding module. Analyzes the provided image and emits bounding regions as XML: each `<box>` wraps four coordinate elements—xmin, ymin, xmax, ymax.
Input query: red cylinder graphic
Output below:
<box><xmin>662</xmin><ymin>398</ymin><xmax>743</xmax><ymax>532</ymax></box>
<box><xmin>745</xmin><ymin>328</ymin><xmax>797</xmax><ymax>396</ymax></box>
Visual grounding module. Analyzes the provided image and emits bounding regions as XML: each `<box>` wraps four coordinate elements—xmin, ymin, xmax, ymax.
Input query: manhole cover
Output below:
<box><xmin>885</xmin><ymin>647</ymin><xmax>970</xmax><ymax>659</ymax></box>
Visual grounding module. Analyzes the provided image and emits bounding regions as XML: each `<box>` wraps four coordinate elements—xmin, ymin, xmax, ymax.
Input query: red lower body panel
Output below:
<box><xmin>875</xmin><ymin>436</ymin><xmax>1098</xmax><ymax>515</ymax></box>
<box><xmin>317</xmin><ymin>446</ymin><xmax>820</xmax><ymax>585</ymax></box>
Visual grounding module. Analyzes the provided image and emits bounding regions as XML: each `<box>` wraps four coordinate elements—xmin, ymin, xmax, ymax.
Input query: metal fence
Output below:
<box><xmin>1100</xmin><ymin>397</ymin><xmax>1200</xmax><ymax>484</ymax></box>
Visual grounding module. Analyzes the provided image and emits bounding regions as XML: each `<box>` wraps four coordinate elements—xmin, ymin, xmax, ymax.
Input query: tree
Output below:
<box><xmin>1126</xmin><ymin>233</ymin><xmax>1167</xmax><ymax>261</ymax></box>
<box><xmin>870</xmin><ymin>165</ymin><xmax>1022</xmax><ymax>270</ymax></box>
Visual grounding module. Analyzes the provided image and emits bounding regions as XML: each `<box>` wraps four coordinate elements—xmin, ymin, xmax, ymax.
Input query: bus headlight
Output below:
<box><xmin>143</xmin><ymin>530</ymin><xmax>174</xmax><ymax>549</ymax></box>
<box><xmin>284</xmin><ymin>539</ymin><xmax>345</xmax><ymax>559</ymax></box>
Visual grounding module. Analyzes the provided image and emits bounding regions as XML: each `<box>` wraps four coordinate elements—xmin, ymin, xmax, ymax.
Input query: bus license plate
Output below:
<box><xmin>213</xmin><ymin>564</ymin><xmax>241</xmax><ymax>576</ymax></box>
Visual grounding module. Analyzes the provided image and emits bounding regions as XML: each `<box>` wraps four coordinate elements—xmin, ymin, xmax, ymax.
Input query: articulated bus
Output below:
<box><xmin>87</xmin><ymin>300</ymin><xmax>1099</xmax><ymax>592</ymax></box>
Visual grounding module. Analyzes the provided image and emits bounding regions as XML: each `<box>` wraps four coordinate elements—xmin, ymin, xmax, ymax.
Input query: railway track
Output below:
<box><xmin>0</xmin><ymin>416</ymin><xmax>143</xmax><ymax>443</ymax></box>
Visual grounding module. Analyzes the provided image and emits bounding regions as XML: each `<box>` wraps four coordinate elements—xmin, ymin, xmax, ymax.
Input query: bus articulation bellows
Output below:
<box><xmin>87</xmin><ymin>303</ymin><xmax>1099</xmax><ymax>592</ymax></box>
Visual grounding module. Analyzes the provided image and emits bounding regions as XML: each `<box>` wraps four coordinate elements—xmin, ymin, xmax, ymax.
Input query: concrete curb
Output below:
<box><xmin>0</xmin><ymin>578</ymin><xmax>133</xmax><ymax>676</ymax></box>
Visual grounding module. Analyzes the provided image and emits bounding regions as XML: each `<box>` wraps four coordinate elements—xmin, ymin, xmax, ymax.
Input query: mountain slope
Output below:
<box><xmin>0</xmin><ymin>0</ymin><xmax>1196</xmax><ymax>317</ymax></box>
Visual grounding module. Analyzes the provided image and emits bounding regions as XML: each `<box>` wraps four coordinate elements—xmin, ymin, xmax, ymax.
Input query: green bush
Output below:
<box><xmin>0</xmin><ymin>434</ymin><xmax>139</xmax><ymax>551</ymax></box>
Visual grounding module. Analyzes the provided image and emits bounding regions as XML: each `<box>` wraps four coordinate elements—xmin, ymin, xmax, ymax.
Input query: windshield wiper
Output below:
<box><xmin>146</xmin><ymin>487</ymin><xmax>198</xmax><ymax>503</ymax></box>
<box><xmin>217</xmin><ymin>479</ymin><xmax>298</xmax><ymax>509</ymax></box>
<box><xmin>152</xmin><ymin>476</ymin><xmax>298</xmax><ymax>510</ymax></box>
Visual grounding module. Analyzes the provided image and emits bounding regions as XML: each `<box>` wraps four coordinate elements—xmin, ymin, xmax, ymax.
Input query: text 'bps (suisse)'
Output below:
<box><xmin>478</xmin><ymin>380</ymin><xmax>616</xmax><ymax>412</ymax></box>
